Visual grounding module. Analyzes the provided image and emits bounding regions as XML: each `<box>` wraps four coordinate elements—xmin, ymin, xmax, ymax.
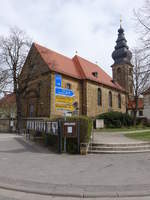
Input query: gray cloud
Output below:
<box><xmin>0</xmin><ymin>0</ymin><xmax>144</xmax><ymax>75</ymax></box>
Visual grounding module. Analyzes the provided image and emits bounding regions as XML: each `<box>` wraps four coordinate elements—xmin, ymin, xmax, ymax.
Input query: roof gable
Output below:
<box><xmin>34</xmin><ymin>43</ymin><xmax>82</xmax><ymax>79</ymax></box>
<box><xmin>20</xmin><ymin>44</ymin><xmax>50</xmax><ymax>82</ymax></box>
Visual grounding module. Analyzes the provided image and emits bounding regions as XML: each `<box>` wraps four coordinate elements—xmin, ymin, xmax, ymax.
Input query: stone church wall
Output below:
<box><xmin>50</xmin><ymin>72</ymin><xmax>83</xmax><ymax>117</ymax></box>
<box><xmin>19</xmin><ymin>45</ymin><xmax>51</xmax><ymax>118</ymax></box>
<box><xmin>86</xmin><ymin>81</ymin><xmax>126</xmax><ymax>117</ymax></box>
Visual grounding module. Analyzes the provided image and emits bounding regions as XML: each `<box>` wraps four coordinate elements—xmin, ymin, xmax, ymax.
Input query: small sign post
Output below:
<box><xmin>77</xmin><ymin>121</ymin><xmax>80</xmax><ymax>154</ymax></box>
<box><xmin>58</xmin><ymin>120</ymin><xmax>62</xmax><ymax>153</ymax></box>
<box><xmin>63</xmin><ymin>121</ymin><xmax>79</xmax><ymax>153</ymax></box>
<box><xmin>64</xmin><ymin>135</ymin><xmax>67</xmax><ymax>153</ymax></box>
<box><xmin>63</xmin><ymin>122</ymin><xmax>77</xmax><ymax>138</ymax></box>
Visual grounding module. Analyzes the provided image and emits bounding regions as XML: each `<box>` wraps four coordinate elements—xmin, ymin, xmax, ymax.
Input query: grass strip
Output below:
<box><xmin>125</xmin><ymin>131</ymin><xmax>150</xmax><ymax>141</ymax></box>
<box><xmin>94</xmin><ymin>127</ymin><xmax>150</xmax><ymax>132</ymax></box>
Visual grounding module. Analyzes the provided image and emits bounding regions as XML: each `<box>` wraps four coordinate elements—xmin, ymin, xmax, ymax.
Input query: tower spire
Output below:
<box><xmin>111</xmin><ymin>23</ymin><xmax>133</xmax><ymax>97</ymax></box>
<box><xmin>111</xmin><ymin>23</ymin><xmax>132</xmax><ymax>66</ymax></box>
<box><xmin>120</xmin><ymin>15</ymin><xmax>122</xmax><ymax>27</ymax></box>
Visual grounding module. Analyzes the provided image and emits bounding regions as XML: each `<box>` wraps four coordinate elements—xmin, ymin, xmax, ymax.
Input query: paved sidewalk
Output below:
<box><xmin>92</xmin><ymin>129</ymin><xmax>150</xmax><ymax>144</ymax></box>
<box><xmin>0</xmin><ymin>133</ymin><xmax>150</xmax><ymax>198</ymax></box>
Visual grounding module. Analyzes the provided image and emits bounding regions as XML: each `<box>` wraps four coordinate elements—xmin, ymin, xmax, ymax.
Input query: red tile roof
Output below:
<box><xmin>34</xmin><ymin>43</ymin><xmax>82</xmax><ymax>79</ymax></box>
<box><xmin>0</xmin><ymin>93</ymin><xmax>16</xmax><ymax>107</ymax></box>
<box><xmin>34</xmin><ymin>43</ymin><xmax>125</xmax><ymax>92</ymax></box>
<box><xmin>128</xmin><ymin>98</ymin><xmax>144</xmax><ymax>110</ymax></box>
<box><xmin>73</xmin><ymin>55</ymin><xmax>124</xmax><ymax>91</ymax></box>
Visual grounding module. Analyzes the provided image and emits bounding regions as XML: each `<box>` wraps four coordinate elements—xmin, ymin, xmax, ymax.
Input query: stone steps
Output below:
<box><xmin>90</xmin><ymin>142</ymin><xmax>150</xmax><ymax>147</ymax></box>
<box><xmin>88</xmin><ymin>149</ymin><xmax>150</xmax><ymax>154</ymax></box>
<box><xmin>88</xmin><ymin>142</ymin><xmax>150</xmax><ymax>154</ymax></box>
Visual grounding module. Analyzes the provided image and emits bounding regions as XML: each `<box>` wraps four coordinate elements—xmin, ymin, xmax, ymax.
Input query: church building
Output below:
<box><xmin>19</xmin><ymin>25</ymin><xmax>132</xmax><ymax>118</ymax></box>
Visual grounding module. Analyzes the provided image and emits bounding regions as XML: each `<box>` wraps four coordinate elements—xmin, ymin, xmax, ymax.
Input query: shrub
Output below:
<box><xmin>60</xmin><ymin>116</ymin><xmax>92</xmax><ymax>143</ymax></box>
<box><xmin>66</xmin><ymin>138</ymin><xmax>78</xmax><ymax>154</ymax></box>
<box><xmin>136</xmin><ymin>117</ymin><xmax>148</xmax><ymax>126</ymax></box>
<box><xmin>97</xmin><ymin>111</ymin><xmax>133</xmax><ymax>128</ymax></box>
<box><xmin>61</xmin><ymin>116</ymin><xmax>92</xmax><ymax>153</ymax></box>
<box><xmin>43</xmin><ymin>134</ymin><xmax>58</xmax><ymax>147</ymax></box>
<box><xmin>44</xmin><ymin>116</ymin><xmax>92</xmax><ymax>154</ymax></box>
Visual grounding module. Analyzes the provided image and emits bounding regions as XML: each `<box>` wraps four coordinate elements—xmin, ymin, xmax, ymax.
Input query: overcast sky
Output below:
<box><xmin>1</xmin><ymin>0</ymin><xmax>144</xmax><ymax>76</ymax></box>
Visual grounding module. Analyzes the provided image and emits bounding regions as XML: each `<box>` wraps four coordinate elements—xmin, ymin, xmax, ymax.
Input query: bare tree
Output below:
<box><xmin>134</xmin><ymin>0</ymin><xmax>150</xmax><ymax>44</ymax></box>
<box><xmin>0</xmin><ymin>26</ymin><xmax>32</xmax><ymax>132</ymax></box>
<box><xmin>131</xmin><ymin>0</ymin><xmax>150</xmax><ymax>125</ymax></box>
<box><xmin>131</xmin><ymin>48</ymin><xmax>150</xmax><ymax>125</ymax></box>
<box><xmin>0</xmin><ymin>68</ymin><xmax>11</xmax><ymax>92</ymax></box>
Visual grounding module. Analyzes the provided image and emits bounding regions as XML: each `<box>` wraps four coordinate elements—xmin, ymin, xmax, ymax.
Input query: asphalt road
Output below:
<box><xmin>0</xmin><ymin>133</ymin><xmax>150</xmax><ymax>199</ymax></box>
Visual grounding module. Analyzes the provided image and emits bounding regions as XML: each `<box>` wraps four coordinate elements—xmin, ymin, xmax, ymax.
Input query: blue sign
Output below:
<box><xmin>55</xmin><ymin>74</ymin><xmax>62</xmax><ymax>87</ymax></box>
<box><xmin>55</xmin><ymin>87</ymin><xmax>74</xmax><ymax>97</ymax></box>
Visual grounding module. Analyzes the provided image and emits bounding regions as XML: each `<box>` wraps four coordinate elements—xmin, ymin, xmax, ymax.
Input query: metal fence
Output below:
<box><xmin>26</xmin><ymin>119</ymin><xmax>59</xmax><ymax>135</ymax></box>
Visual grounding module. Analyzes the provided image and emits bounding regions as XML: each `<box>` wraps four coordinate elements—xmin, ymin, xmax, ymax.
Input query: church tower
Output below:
<box><xmin>111</xmin><ymin>24</ymin><xmax>133</xmax><ymax>98</ymax></box>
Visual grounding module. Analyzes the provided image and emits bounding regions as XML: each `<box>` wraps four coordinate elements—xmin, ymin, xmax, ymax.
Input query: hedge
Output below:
<box><xmin>97</xmin><ymin>111</ymin><xmax>133</xmax><ymax>128</ymax></box>
<box><xmin>65</xmin><ymin>116</ymin><xmax>92</xmax><ymax>142</ymax></box>
<box><xmin>44</xmin><ymin>116</ymin><xmax>93</xmax><ymax>153</ymax></box>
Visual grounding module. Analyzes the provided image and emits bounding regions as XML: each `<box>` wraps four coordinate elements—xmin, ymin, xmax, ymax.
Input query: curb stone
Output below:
<box><xmin>0</xmin><ymin>182</ymin><xmax>150</xmax><ymax>198</ymax></box>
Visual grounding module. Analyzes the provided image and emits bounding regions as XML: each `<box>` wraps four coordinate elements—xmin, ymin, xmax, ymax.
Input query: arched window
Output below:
<box><xmin>109</xmin><ymin>91</ymin><xmax>112</xmax><ymax>107</ymax></box>
<box><xmin>129</xmin><ymin>68</ymin><xmax>132</xmax><ymax>76</ymax></box>
<box><xmin>117</xmin><ymin>67</ymin><xmax>121</xmax><ymax>82</ymax></box>
<box><xmin>118</xmin><ymin>94</ymin><xmax>121</xmax><ymax>108</ymax></box>
<box><xmin>98</xmin><ymin>88</ymin><xmax>102</xmax><ymax>106</ymax></box>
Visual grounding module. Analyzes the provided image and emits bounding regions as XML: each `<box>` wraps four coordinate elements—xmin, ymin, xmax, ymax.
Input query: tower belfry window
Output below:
<box><xmin>117</xmin><ymin>68</ymin><xmax>121</xmax><ymax>81</ymax></box>
<box><xmin>129</xmin><ymin>68</ymin><xmax>132</xmax><ymax>75</ymax></box>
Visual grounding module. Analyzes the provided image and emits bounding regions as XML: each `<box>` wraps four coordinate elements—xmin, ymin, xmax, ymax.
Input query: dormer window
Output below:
<box><xmin>92</xmin><ymin>72</ymin><xmax>98</xmax><ymax>78</ymax></box>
